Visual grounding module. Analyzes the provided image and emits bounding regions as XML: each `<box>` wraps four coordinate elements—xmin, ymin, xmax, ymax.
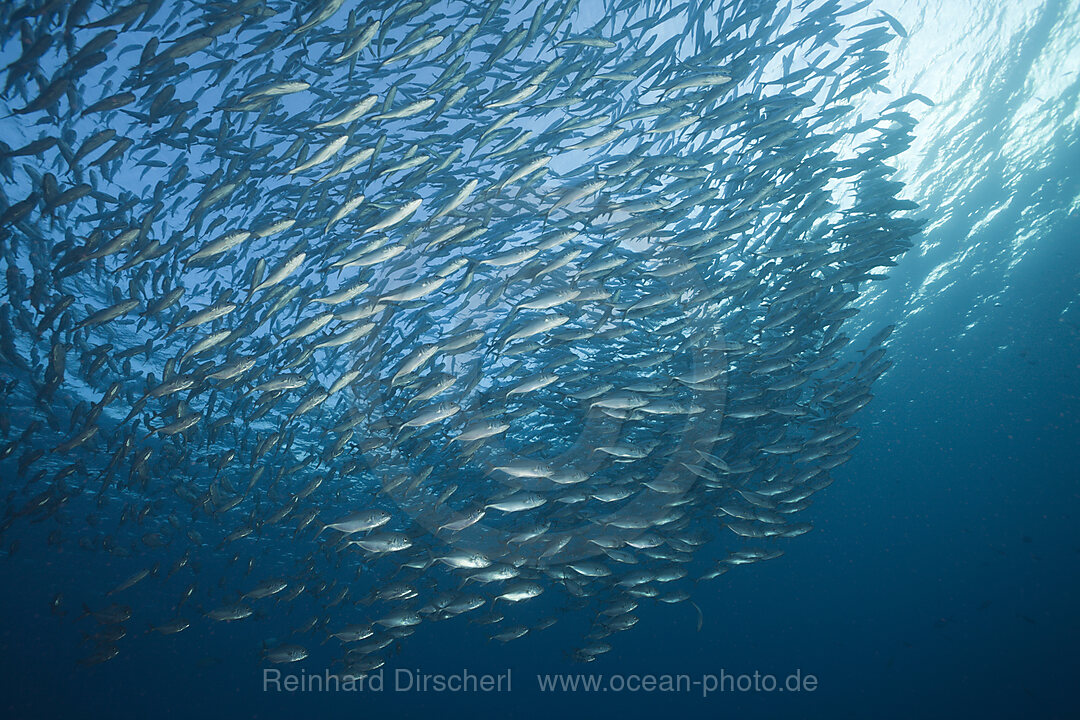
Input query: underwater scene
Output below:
<box><xmin>0</xmin><ymin>0</ymin><xmax>1077</xmax><ymax>718</ymax></box>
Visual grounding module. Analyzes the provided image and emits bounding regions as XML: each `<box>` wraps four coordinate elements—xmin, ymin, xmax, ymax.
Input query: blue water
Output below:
<box><xmin>2</xmin><ymin>0</ymin><xmax>1079</xmax><ymax>718</ymax></box>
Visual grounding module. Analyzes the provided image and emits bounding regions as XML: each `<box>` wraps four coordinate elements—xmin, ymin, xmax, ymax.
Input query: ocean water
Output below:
<box><xmin>0</xmin><ymin>0</ymin><xmax>1078</xmax><ymax>719</ymax></box>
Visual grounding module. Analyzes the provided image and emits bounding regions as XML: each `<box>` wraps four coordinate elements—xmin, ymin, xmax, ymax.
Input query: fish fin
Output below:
<box><xmin>691</xmin><ymin>601</ymin><xmax>703</xmax><ymax>631</ymax></box>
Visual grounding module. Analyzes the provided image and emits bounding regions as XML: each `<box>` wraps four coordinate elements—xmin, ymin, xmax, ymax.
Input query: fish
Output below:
<box><xmin>265</xmin><ymin>644</ymin><xmax>309</xmax><ymax>664</ymax></box>
<box><xmin>0</xmin><ymin>0</ymin><xmax>921</xmax><ymax>676</ymax></box>
<box><xmin>315</xmin><ymin>510</ymin><xmax>392</xmax><ymax>537</ymax></box>
<box><xmin>206</xmin><ymin>604</ymin><xmax>254</xmax><ymax>622</ymax></box>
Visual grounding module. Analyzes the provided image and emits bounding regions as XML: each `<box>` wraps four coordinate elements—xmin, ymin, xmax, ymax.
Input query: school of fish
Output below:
<box><xmin>0</xmin><ymin>0</ymin><xmax>926</xmax><ymax>671</ymax></box>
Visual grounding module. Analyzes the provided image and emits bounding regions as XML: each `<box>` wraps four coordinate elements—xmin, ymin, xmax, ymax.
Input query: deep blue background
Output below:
<box><xmin>2</xmin><ymin>0</ymin><xmax>1079</xmax><ymax>718</ymax></box>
